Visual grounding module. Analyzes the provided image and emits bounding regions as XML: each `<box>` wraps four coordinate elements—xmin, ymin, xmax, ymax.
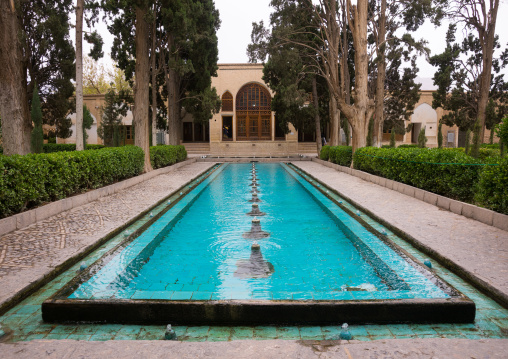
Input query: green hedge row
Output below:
<box><xmin>353</xmin><ymin>147</ymin><xmax>481</xmax><ymax>202</ymax></box>
<box><xmin>150</xmin><ymin>145</ymin><xmax>187</xmax><ymax>169</ymax></box>
<box><xmin>322</xmin><ymin>145</ymin><xmax>353</xmax><ymax>166</ymax></box>
<box><xmin>0</xmin><ymin>144</ymin><xmax>105</xmax><ymax>154</ymax></box>
<box><xmin>475</xmin><ymin>157</ymin><xmax>508</xmax><ymax>214</ymax></box>
<box><xmin>42</xmin><ymin>143</ymin><xmax>105</xmax><ymax>153</ymax></box>
<box><xmin>0</xmin><ymin>144</ymin><xmax>189</xmax><ymax>219</ymax></box>
<box><xmin>0</xmin><ymin>146</ymin><xmax>144</xmax><ymax>218</ymax></box>
<box><xmin>320</xmin><ymin>145</ymin><xmax>507</xmax><ymax>214</ymax></box>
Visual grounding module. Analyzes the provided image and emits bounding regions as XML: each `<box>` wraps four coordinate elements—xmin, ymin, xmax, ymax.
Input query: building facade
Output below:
<box><xmin>59</xmin><ymin>64</ymin><xmax>495</xmax><ymax>153</ymax></box>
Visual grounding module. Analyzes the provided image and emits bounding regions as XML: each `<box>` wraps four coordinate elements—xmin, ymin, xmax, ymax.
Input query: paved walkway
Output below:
<box><xmin>293</xmin><ymin>161</ymin><xmax>508</xmax><ymax>303</ymax></box>
<box><xmin>0</xmin><ymin>162</ymin><xmax>214</xmax><ymax>309</ymax></box>
<box><xmin>1</xmin><ymin>338</ymin><xmax>507</xmax><ymax>358</ymax></box>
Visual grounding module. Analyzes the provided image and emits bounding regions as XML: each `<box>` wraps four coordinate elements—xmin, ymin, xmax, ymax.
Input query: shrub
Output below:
<box><xmin>390</xmin><ymin>128</ymin><xmax>396</xmax><ymax>148</ymax></box>
<box><xmin>437</xmin><ymin>123</ymin><xmax>443</xmax><ymax>149</ymax></box>
<box><xmin>475</xmin><ymin>157</ymin><xmax>508</xmax><ymax>214</ymax></box>
<box><xmin>42</xmin><ymin>143</ymin><xmax>105</xmax><ymax>153</ymax></box>
<box><xmin>150</xmin><ymin>145</ymin><xmax>187</xmax><ymax>169</ymax></box>
<box><xmin>481</xmin><ymin>143</ymin><xmax>500</xmax><ymax>149</ymax></box>
<box><xmin>397</xmin><ymin>144</ymin><xmax>418</xmax><ymax>148</ymax></box>
<box><xmin>0</xmin><ymin>146</ymin><xmax>144</xmax><ymax>218</ymax></box>
<box><xmin>319</xmin><ymin>145</ymin><xmax>331</xmax><ymax>161</ymax></box>
<box><xmin>453</xmin><ymin>147</ymin><xmax>500</xmax><ymax>161</ymax></box>
<box><xmin>353</xmin><ymin>147</ymin><xmax>482</xmax><ymax>202</ymax></box>
<box><xmin>328</xmin><ymin>146</ymin><xmax>353</xmax><ymax>167</ymax></box>
<box><xmin>417</xmin><ymin>127</ymin><xmax>427</xmax><ymax>148</ymax></box>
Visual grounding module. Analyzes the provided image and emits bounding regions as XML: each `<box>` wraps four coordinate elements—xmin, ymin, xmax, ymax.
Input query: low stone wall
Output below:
<box><xmin>312</xmin><ymin>158</ymin><xmax>508</xmax><ymax>232</ymax></box>
<box><xmin>0</xmin><ymin>158</ymin><xmax>198</xmax><ymax>237</ymax></box>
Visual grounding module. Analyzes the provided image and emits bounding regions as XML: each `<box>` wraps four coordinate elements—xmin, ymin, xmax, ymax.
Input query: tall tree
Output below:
<box><xmin>368</xmin><ymin>0</ymin><xmax>433</xmax><ymax>147</ymax></box>
<box><xmin>430</xmin><ymin>24</ymin><xmax>508</xmax><ymax>132</ymax></box>
<box><xmin>0</xmin><ymin>0</ymin><xmax>31</xmax><ymax>155</ymax></box>
<box><xmin>22</xmin><ymin>1</ymin><xmax>76</xmax><ymax>140</ymax></box>
<box><xmin>160</xmin><ymin>0</ymin><xmax>221</xmax><ymax>145</ymax></box>
<box><xmin>98</xmin><ymin>88</ymin><xmax>130</xmax><ymax>146</ymax></box>
<box><xmin>104</xmin><ymin>0</ymin><xmax>153</xmax><ymax>172</ymax></box>
<box><xmin>438</xmin><ymin>0</ymin><xmax>501</xmax><ymax>141</ymax></box>
<box><xmin>248</xmin><ymin>5</ymin><xmax>327</xmax><ymax>155</ymax></box>
<box><xmin>75</xmin><ymin>0</ymin><xmax>103</xmax><ymax>151</ymax></box>
<box><xmin>76</xmin><ymin>0</ymin><xmax>85</xmax><ymax>151</ymax></box>
<box><xmin>134</xmin><ymin>4</ymin><xmax>152</xmax><ymax>171</ymax></box>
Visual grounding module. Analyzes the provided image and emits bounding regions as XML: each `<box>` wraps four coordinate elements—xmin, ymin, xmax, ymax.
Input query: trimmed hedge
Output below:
<box><xmin>328</xmin><ymin>146</ymin><xmax>353</xmax><ymax>167</ymax></box>
<box><xmin>353</xmin><ymin>147</ymin><xmax>482</xmax><ymax>202</ymax></box>
<box><xmin>150</xmin><ymin>145</ymin><xmax>187</xmax><ymax>169</ymax></box>
<box><xmin>475</xmin><ymin>157</ymin><xmax>508</xmax><ymax>214</ymax></box>
<box><xmin>0</xmin><ymin>146</ymin><xmax>144</xmax><ymax>218</ymax></box>
<box><xmin>0</xmin><ymin>144</ymin><xmax>105</xmax><ymax>154</ymax></box>
<box><xmin>42</xmin><ymin>143</ymin><xmax>105</xmax><ymax>153</ymax></box>
<box><xmin>319</xmin><ymin>145</ymin><xmax>331</xmax><ymax>161</ymax></box>
<box><xmin>453</xmin><ymin>147</ymin><xmax>501</xmax><ymax>161</ymax></box>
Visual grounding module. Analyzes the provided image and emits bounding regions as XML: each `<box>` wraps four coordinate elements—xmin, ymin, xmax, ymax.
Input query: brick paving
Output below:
<box><xmin>0</xmin><ymin>162</ymin><xmax>214</xmax><ymax>308</ymax></box>
<box><xmin>293</xmin><ymin>161</ymin><xmax>508</xmax><ymax>302</ymax></box>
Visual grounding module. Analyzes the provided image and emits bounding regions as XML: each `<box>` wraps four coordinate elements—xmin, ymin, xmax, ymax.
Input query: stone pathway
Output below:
<box><xmin>1</xmin><ymin>338</ymin><xmax>508</xmax><ymax>358</ymax></box>
<box><xmin>0</xmin><ymin>162</ymin><xmax>214</xmax><ymax>308</ymax></box>
<box><xmin>293</xmin><ymin>161</ymin><xmax>508</xmax><ymax>302</ymax></box>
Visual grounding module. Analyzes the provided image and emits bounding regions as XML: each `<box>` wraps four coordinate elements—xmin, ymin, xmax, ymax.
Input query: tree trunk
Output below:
<box><xmin>349</xmin><ymin>0</ymin><xmax>372</xmax><ymax>155</ymax></box>
<box><xmin>477</xmin><ymin>1</ymin><xmax>499</xmax><ymax>143</ymax></box>
<box><xmin>166</xmin><ymin>68</ymin><xmax>180</xmax><ymax>146</ymax></box>
<box><xmin>134</xmin><ymin>5</ymin><xmax>152</xmax><ymax>172</ymax></box>
<box><xmin>373</xmin><ymin>0</ymin><xmax>386</xmax><ymax>148</ymax></box>
<box><xmin>75</xmin><ymin>0</ymin><xmax>84</xmax><ymax>151</ymax></box>
<box><xmin>329</xmin><ymin>97</ymin><xmax>339</xmax><ymax>146</ymax></box>
<box><xmin>150</xmin><ymin>16</ymin><xmax>157</xmax><ymax>146</ymax></box>
<box><xmin>0</xmin><ymin>0</ymin><xmax>31</xmax><ymax>155</ymax></box>
<box><xmin>312</xmin><ymin>77</ymin><xmax>322</xmax><ymax>155</ymax></box>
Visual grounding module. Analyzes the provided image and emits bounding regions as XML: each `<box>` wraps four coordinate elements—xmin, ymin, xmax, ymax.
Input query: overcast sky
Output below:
<box><xmin>77</xmin><ymin>0</ymin><xmax>508</xmax><ymax>91</ymax></box>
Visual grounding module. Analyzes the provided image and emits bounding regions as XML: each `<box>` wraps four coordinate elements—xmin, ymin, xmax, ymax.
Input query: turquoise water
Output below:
<box><xmin>70</xmin><ymin>163</ymin><xmax>448</xmax><ymax>301</ymax></box>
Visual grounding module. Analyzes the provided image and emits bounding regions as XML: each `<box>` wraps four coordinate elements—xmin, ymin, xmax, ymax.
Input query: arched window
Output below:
<box><xmin>236</xmin><ymin>83</ymin><xmax>272</xmax><ymax>140</ymax></box>
<box><xmin>222</xmin><ymin>91</ymin><xmax>233</xmax><ymax>112</ymax></box>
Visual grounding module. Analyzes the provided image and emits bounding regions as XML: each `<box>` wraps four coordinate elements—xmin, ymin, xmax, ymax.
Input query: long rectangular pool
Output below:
<box><xmin>42</xmin><ymin>163</ymin><xmax>475</xmax><ymax>325</ymax></box>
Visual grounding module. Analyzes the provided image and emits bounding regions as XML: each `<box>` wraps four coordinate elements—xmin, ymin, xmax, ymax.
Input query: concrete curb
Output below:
<box><xmin>0</xmin><ymin>158</ymin><xmax>197</xmax><ymax>238</ymax></box>
<box><xmin>312</xmin><ymin>158</ymin><xmax>508</xmax><ymax>232</ymax></box>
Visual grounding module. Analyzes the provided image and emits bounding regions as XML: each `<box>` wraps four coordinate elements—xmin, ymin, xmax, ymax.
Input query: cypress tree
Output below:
<box><xmin>30</xmin><ymin>84</ymin><xmax>44</xmax><ymax>153</ymax></box>
<box><xmin>82</xmin><ymin>104</ymin><xmax>94</xmax><ymax>147</ymax></box>
<box><xmin>417</xmin><ymin>126</ymin><xmax>427</xmax><ymax>148</ymax></box>
<box><xmin>437</xmin><ymin>123</ymin><xmax>443</xmax><ymax>148</ymax></box>
<box><xmin>390</xmin><ymin>128</ymin><xmax>396</xmax><ymax>148</ymax></box>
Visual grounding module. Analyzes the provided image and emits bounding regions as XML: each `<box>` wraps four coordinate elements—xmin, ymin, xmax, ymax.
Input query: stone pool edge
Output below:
<box><xmin>41</xmin><ymin>297</ymin><xmax>475</xmax><ymax>325</ymax></box>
